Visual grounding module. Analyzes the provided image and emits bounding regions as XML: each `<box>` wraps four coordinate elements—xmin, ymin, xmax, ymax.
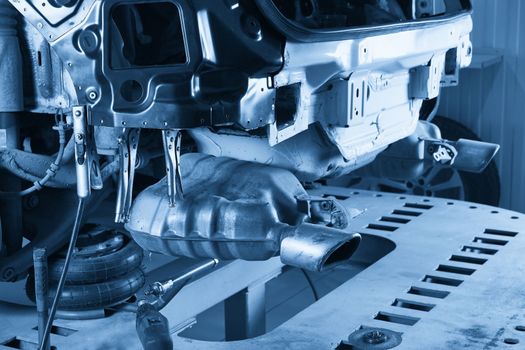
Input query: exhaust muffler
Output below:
<box><xmin>126</xmin><ymin>154</ymin><xmax>360</xmax><ymax>272</ymax></box>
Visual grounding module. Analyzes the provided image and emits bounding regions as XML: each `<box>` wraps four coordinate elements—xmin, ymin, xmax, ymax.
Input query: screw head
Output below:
<box><xmin>86</xmin><ymin>89</ymin><xmax>99</xmax><ymax>102</ymax></box>
<box><xmin>320</xmin><ymin>201</ymin><xmax>331</xmax><ymax>211</ymax></box>
<box><xmin>331</xmin><ymin>211</ymin><xmax>347</xmax><ymax>229</ymax></box>
<box><xmin>362</xmin><ymin>330</ymin><xmax>387</xmax><ymax>345</ymax></box>
<box><xmin>2</xmin><ymin>268</ymin><xmax>16</xmax><ymax>282</ymax></box>
<box><xmin>241</xmin><ymin>15</ymin><xmax>262</xmax><ymax>40</ymax></box>
<box><xmin>348</xmin><ymin>327</ymin><xmax>401</xmax><ymax>349</ymax></box>
<box><xmin>24</xmin><ymin>195</ymin><xmax>40</xmax><ymax>210</ymax></box>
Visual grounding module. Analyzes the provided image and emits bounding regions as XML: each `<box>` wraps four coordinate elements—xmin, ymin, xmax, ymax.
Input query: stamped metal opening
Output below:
<box><xmin>436</xmin><ymin>264</ymin><xmax>475</xmax><ymax>276</ymax></box>
<box><xmin>275</xmin><ymin>83</ymin><xmax>301</xmax><ymax>131</ymax></box>
<box><xmin>179</xmin><ymin>234</ymin><xmax>395</xmax><ymax>341</ymax></box>
<box><xmin>461</xmin><ymin>245</ymin><xmax>498</xmax><ymax>255</ymax></box>
<box><xmin>366</xmin><ymin>223</ymin><xmax>398</xmax><ymax>232</ymax></box>
<box><xmin>483</xmin><ymin>228</ymin><xmax>518</xmax><ymax>237</ymax></box>
<box><xmin>374</xmin><ymin>311</ymin><xmax>420</xmax><ymax>326</ymax></box>
<box><xmin>120</xmin><ymin>79</ymin><xmax>143</xmax><ymax>103</ymax></box>
<box><xmin>404</xmin><ymin>202</ymin><xmax>433</xmax><ymax>210</ymax></box>
<box><xmin>392</xmin><ymin>209</ymin><xmax>422</xmax><ymax>217</ymax></box>
<box><xmin>422</xmin><ymin>275</ymin><xmax>463</xmax><ymax>287</ymax></box>
<box><xmin>110</xmin><ymin>2</ymin><xmax>187</xmax><ymax>68</ymax></box>
<box><xmin>472</xmin><ymin>237</ymin><xmax>508</xmax><ymax>246</ymax></box>
<box><xmin>32</xmin><ymin>325</ymin><xmax>77</xmax><ymax>337</ymax></box>
<box><xmin>392</xmin><ymin>298</ymin><xmax>435</xmax><ymax>312</ymax></box>
<box><xmin>1</xmin><ymin>337</ymin><xmax>57</xmax><ymax>350</ymax></box>
<box><xmin>407</xmin><ymin>286</ymin><xmax>450</xmax><ymax>299</ymax></box>
<box><xmin>380</xmin><ymin>216</ymin><xmax>411</xmax><ymax>224</ymax></box>
<box><xmin>322</xmin><ymin>194</ymin><xmax>350</xmax><ymax>201</ymax></box>
<box><xmin>449</xmin><ymin>254</ymin><xmax>487</xmax><ymax>265</ymax></box>
<box><xmin>267</xmin><ymin>0</ymin><xmax>471</xmax><ymax>30</ymax></box>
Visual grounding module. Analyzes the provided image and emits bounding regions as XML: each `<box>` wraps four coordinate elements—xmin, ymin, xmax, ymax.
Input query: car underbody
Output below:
<box><xmin>1</xmin><ymin>1</ymin><xmax>514</xmax><ymax>349</ymax></box>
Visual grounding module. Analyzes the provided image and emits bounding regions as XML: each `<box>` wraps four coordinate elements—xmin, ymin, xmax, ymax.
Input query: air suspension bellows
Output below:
<box><xmin>25</xmin><ymin>227</ymin><xmax>145</xmax><ymax>318</ymax></box>
<box><xmin>126</xmin><ymin>154</ymin><xmax>361</xmax><ymax>272</ymax></box>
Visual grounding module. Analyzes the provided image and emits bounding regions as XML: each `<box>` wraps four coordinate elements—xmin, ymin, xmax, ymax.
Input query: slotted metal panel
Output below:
<box><xmin>3</xmin><ymin>189</ymin><xmax>523</xmax><ymax>349</ymax></box>
<box><xmin>439</xmin><ymin>0</ymin><xmax>525</xmax><ymax>212</ymax></box>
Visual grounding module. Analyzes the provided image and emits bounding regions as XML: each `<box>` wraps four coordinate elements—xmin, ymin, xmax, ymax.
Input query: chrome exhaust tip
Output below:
<box><xmin>279</xmin><ymin>224</ymin><xmax>361</xmax><ymax>272</ymax></box>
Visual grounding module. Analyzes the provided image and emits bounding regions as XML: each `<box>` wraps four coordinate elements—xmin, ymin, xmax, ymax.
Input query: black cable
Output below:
<box><xmin>0</xmin><ymin>121</ymin><xmax>69</xmax><ymax>198</ymax></box>
<box><xmin>38</xmin><ymin>198</ymin><xmax>85</xmax><ymax>350</ymax></box>
<box><xmin>300</xmin><ymin>268</ymin><xmax>319</xmax><ymax>301</ymax></box>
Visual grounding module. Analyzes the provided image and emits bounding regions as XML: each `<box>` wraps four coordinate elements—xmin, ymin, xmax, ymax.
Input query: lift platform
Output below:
<box><xmin>1</xmin><ymin>187</ymin><xmax>524</xmax><ymax>350</ymax></box>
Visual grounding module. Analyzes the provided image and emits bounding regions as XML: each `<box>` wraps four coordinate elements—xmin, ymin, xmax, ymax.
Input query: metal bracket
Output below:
<box><xmin>425</xmin><ymin>140</ymin><xmax>458</xmax><ymax>165</ymax></box>
<box><xmin>72</xmin><ymin>106</ymin><xmax>102</xmax><ymax>199</ymax></box>
<box><xmin>409</xmin><ymin>56</ymin><xmax>445</xmax><ymax>100</ymax></box>
<box><xmin>422</xmin><ymin>137</ymin><xmax>499</xmax><ymax>173</ymax></box>
<box><xmin>412</xmin><ymin>0</ymin><xmax>446</xmax><ymax>18</ymax></box>
<box><xmin>72</xmin><ymin>106</ymin><xmax>89</xmax><ymax>199</ymax></box>
<box><xmin>115</xmin><ymin>128</ymin><xmax>140</xmax><ymax>223</ymax></box>
<box><xmin>296</xmin><ymin>194</ymin><xmax>364</xmax><ymax>229</ymax></box>
<box><xmin>162</xmin><ymin>129</ymin><xmax>184</xmax><ymax>206</ymax></box>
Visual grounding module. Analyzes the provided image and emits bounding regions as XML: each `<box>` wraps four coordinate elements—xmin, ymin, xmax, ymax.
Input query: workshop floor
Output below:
<box><xmin>180</xmin><ymin>262</ymin><xmax>369</xmax><ymax>341</ymax></box>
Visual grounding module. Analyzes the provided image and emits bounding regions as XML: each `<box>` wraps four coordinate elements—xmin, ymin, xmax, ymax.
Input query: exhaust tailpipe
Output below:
<box><xmin>279</xmin><ymin>224</ymin><xmax>361</xmax><ymax>272</ymax></box>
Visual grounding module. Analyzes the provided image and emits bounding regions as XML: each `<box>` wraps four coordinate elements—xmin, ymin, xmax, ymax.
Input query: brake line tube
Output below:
<box><xmin>37</xmin><ymin>198</ymin><xmax>85</xmax><ymax>350</ymax></box>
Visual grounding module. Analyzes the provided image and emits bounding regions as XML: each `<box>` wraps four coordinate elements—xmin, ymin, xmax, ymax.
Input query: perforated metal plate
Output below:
<box><xmin>1</xmin><ymin>187</ymin><xmax>524</xmax><ymax>350</ymax></box>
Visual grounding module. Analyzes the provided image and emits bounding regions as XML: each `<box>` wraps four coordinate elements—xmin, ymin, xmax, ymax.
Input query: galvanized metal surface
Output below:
<box><xmin>1</xmin><ymin>187</ymin><xmax>524</xmax><ymax>349</ymax></box>
<box><xmin>9</xmin><ymin>0</ymin><xmax>472</xmax><ymax>180</ymax></box>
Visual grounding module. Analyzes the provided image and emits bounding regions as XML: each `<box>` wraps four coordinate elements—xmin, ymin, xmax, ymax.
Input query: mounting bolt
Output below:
<box><xmin>362</xmin><ymin>330</ymin><xmax>387</xmax><ymax>345</ymax></box>
<box><xmin>2</xmin><ymin>268</ymin><xmax>16</xmax><ymax>282</ymax></box>
<box><xmin>86</xmin><ymin>88</ymin><xmax>99</xmax><ymax>102</ymax></box>
<box><xmin>145</xmin><ymin>282</ymin><xmax>165</xmax><ymax>297</ymax></box>
<box><xmin>320</xmin><ymin>201</ymin><xmax>332</xmax><ymax>211</ymax></box>
<box><xmin>331</xmin><ymin>211</ymin><xmax>347</xmax><ymax>229</ymax></box>
<box><xmin>241</xmin><ymin>14</ymin><xmax>262</xmax><ymax>40</ymax></box>
<box><xmin>24</xmin><ymin>194</ymin><xmax>40</xmax><ymax>210</ymax></box>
